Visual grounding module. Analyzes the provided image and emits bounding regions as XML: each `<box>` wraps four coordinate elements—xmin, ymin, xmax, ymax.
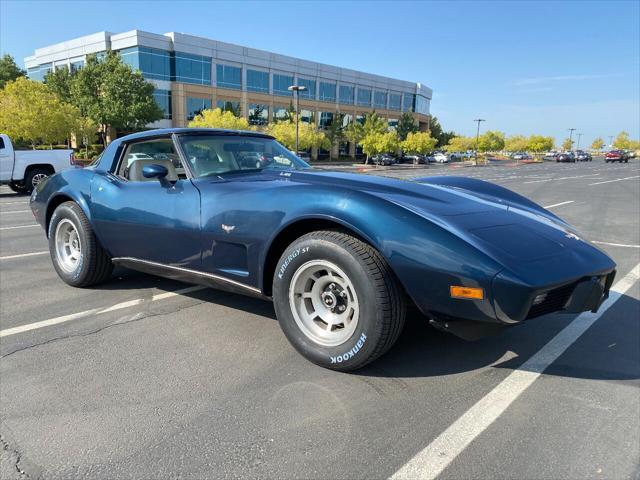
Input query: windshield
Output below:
<box><xmin>178</xmin><ymin>134</ymin><xmax>309</xmax><ymax>178</ymax></box>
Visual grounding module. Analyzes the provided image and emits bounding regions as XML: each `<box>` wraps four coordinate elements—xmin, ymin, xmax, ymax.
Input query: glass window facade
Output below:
<box><xmin>389</xmin><ymin>93</ymin><xmax>402</xmax><ymax>111</ymax></box>
<box><xmin>415</xmin><ymin>95</ymin><xmax>430</xmax><ymax>115</ymax></box>
<box><xmin>186</xmin><ymin>97</ymin><xmax>212</xmax><ymax>121</ymax></box>
<box><xmin>70</xmin><ymin>60</ymin><xmax>84</xmax><ymax>72</ymax></box>
<box><xmin>216</xmin><ymin>64</ymin><xmax>241</xmax><ymax>90</ymax></box>
<box><xmin>273</xmin><ymin>73</ymin><xmax>294</xmax><ymax>96</ymax></box>
<box><xmin>216</xmin><ymin>99</ymin><xmax>241</xmax><ymax>116</ymax></box>
<box><xmin>273</xmin><ymin>106</ymin><xmax>289</xmax><ymax>121</ymax></box>
<box><xmin>153</xmin><ymin>89</ymin><xmax>172</xmax><ymax>119</ymax></box>
<box><xmin>120</xmin><ymin>47</ymin><xmax>171</xmax><ymax>81</ymax></box>
<box><xmin>403</xmin><ymin>93</ymin><xmax>415</xmax><ymax>112</ymax></box>
<box><xmin>356</xmin><ymin>115</ymin><xmax>365</xmax><ymax>125</ymax></box>
<box><xmin>388</xmin><ymin>119</ymin><xmax>398</xmax><ymax>129</ymax></box>
<box><xmin>247</xmin><ymin>69</ymin><xmax>269</xmax><ymax>93</ymax></box>
<box><xmin>339</xmin><ymin>85</ymin><xmax>354</xmax><ymax>105</ymax></box>
<box><xmin>173</xmin><ymin>52</ymin><xmax>211</xmax><ymax>85</ymax></box>
<box><xmin>300</xmin><ymin>109</ymin><xmax>314</xmax><ymax>124</ymax></box>
<box><xmin>27</xmin><ymin>63</ymin><xmax>52</xmax><ymax>82</ymax></box>
<box><xmin>374</xmin><ymin>91</ymin><xmax>387</xmax><ymax>109</ymax></box>
<box><xmin>297</xmin><ymin>78</ymin><xmax>316</xmax><ymax>99</ymax></box>
<box><xmin>357</xmin><ymin>88</ymin><xmax>372</xmax><ymax>107</ymax></box>
<box><xmin>319</xmin><ymin>82</ymin><xmax>336</xmax><ymax>102</ymax></box>
<box><xmin>319</xmin><ymin>112</ymin><xmax>334</xmax><ymax>128</ymax></box>
<box><xmin>248</xmin><ymin>104</ymin><xmax>269</xmax><ymax>126</ymax></box>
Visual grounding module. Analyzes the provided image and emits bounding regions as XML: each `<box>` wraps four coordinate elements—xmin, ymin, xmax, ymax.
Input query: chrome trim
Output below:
<box><xmin>111</xmin><ymin>257</ymin><xmax>261</xmax><ymax>294</ymax></box>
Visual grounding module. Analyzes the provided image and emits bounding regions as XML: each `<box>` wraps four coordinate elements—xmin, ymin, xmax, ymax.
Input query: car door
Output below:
<box><xmin>0</xmin><ymin>136</ymin><xmax>14</xmax><ymax>182</ymax></box>
<box><xmin>90</xmin><ymin>135</ymin><xmax>202</xmax><ymax>268</ymax></box>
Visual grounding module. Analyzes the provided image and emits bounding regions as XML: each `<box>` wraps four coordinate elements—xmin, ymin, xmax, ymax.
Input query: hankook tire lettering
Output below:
<box><xmin>330</xmin><ymin>333</ymin><xmax>367</xmax><ymax>364</ymax></box>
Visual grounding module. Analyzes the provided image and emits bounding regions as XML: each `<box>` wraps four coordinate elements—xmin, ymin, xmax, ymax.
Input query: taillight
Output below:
<box><xmin>70</xmin><ymin>152</ymin><xmax>84</xmax><ymax>168</ymax></box>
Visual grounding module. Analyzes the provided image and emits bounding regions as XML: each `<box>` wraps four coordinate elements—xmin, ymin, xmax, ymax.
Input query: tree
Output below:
<box><xmin>362</xmin><ymin>111</ymin><xmax>388</xmax><ymax>136</ymax></box>
<box><xmin>401</xmin><ymin>131</ymin><xmax>437</xmax><ymax>154</ymax></box>
<box><xmin>323</xmin><ymin>112</ymin><xmax>345</xmax><ymax>160</ymax></box>
<box><xmin>361</xmin><ymin>131</ymin><xmax>399</xmax><ymax>160</ymax></box>
<box><xmin>71</xmin><ymin>52</ymin><xmax>163</xmax><ymax>143</ymax></box>
<box><xmin>44</xmin><ymin>67</ymin><xmax>73</xmax><ymax>103</ymax></box>
<box><xmin>613</xmin><ymin>131</ymin><xmax>632</xmax><ymax>150</ymax></box>
<box><xmin>477</xmin><ymin>130</ymin><xmax>505</xmax><ymax>152</ymax></box>
<box><xmin>527</xmin><ymin>135</ymin><xmax>554</xmax><ymax>153</ymax></box>
<box><xmin>265</xmin><ymin>117</ymin><xmax>328</xmax><ymax>151</ymax></box>
<box><xmin>344</xmin><ymin>120</ymin><xmax>364</xmax><ymax>156</ymax></box>
<box><xmin>0</xmin><ymin>54</ymin><xmax>25</xmax><ymax>89</ymax></box>
<box><xmin>444</xmin><ymin>136</ymin><xmax>474</xmax><ymax>152</ymax></box>
<box><xmin>74</xmin><ymin>116</ymin><xmax>99</xmax><ymax>158</ymax></box>
<box><xmin>396</xmin><ymin>112</ymin><xmax>418</xmax><ymax>141</ymax></box>
<box><xmin>0</xmin><ymin>77</ymin><xmax>79</xmax><ymax>148</ymax></box>
<box><xmin>505</xmin><ymin>135</ymin><xmax>529</xmax><ymax>152</ymax></box>
<box><xmin>189</xmin><ymin>108</ymin><xmax>252</xmax><ymax>130</ymax></box>
<box><xmin>427</xmin><ymin>116</ymin><xmax>456</xmax><ymax>148</ymax></box>
<box><xmin>561</xmin><ymin>138</ymin><xmax>573</xmax><ymax>151</ymax></box>
<box><xmin>591</xmin><ymin>137</ymin><xmax>605</xmax><ymax>151</ymax></box>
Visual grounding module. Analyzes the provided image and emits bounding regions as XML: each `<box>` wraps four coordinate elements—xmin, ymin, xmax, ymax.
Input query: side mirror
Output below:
<box><xmin>142</xmin><ymin>164</ymin><xmax>171</xmax><ymax>187</ymax></box>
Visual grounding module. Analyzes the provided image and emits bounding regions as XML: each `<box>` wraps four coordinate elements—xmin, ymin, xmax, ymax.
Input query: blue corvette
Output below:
<box><xmin>30</xmin><ymin>128</ymin><xmax>616</xmax><ymax>371</ymax></box>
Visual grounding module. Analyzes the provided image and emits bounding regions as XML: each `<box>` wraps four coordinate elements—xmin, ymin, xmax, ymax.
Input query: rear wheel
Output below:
<box><xmin>48</xmin><ymin>201</ymin><xmax>113</xmax><ymax>287</ymax></box>
<box><xmin>273</xmin><ymin>230</ymin><xmax>406</xmax><ymax>371</ymax></box>
<box><xmin>24</xmin><ymin>167</ymin><xmax>51</xmax><ymax>194</ymax></box>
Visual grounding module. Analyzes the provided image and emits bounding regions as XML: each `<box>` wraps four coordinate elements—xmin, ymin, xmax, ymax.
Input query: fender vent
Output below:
<box><xmin>526</xmin><ymin>282</ymin><xmax>576</xmax><ymax>319</ymax></box>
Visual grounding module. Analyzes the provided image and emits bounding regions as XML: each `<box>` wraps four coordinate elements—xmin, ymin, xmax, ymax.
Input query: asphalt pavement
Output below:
<box><xmin>1</xmin><ymin>159</ymin><xmax>638</xmax><ymax>479</ymax></box>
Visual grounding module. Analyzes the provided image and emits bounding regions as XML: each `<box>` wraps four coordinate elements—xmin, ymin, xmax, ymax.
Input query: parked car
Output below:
<box><xmin>575</xmin><ymin>150</ymin><xmax>592</xmax><ymax>162</ymax></box>
<box><xmin>371</xmin><ymin>153</ymin><xmax>396</xmax><ymax>166</ymax></box>
<box><xmin>295</xmin><ymin>151</ymin><xmax>311</xmax><ymax>162</ymax></box>
<box><xmin>402</xmin><ymin>153</ymin><xmax>426</xmax><ymax>165</ymax></box>
<box><xmin>556</xmin><ymin>152</ymin><xmax>576</xmax><ymax>163</ymax></box>
<box><xmin>605</xmin><ymin>150</ymin><xmax>629</xmax><ymax>163</ymax></box>
<box><xmin>543</xmin><ymin>152</ymin><xmax>559</xmax><ymax>161</ymax></box>
<box><xmin>0</xmin><ymin>133</ymin><xmax>79</xmax><ymax>194</ymax></box>
<box><xmin>31</xmin><ymin>128</ymin><xmax>616</xmax><ymax>371</ymax></box>
<box><xmin>433</xmin><ymin>152</ymin><xmax>449</xmax><ymax>163</ymax></box>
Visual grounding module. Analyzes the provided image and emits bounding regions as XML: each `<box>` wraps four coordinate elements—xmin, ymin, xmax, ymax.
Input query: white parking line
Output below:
<box><xmin>0</xmin><ymin>285</ymin><xmax>207</xmax><ymax>338</ymax></box>
<box><xmin>592</xmin><ymin>240</ymin><xmax>640</xmax><ymax>248</ymax></box>
<box><xmin>588</xmin><ymin>175</ymin><xmax>640</xmax><ymax>186</ymax></box>
<box><xmin>543</xmin><ymin>201</ymin><xmax>574</xmax><ymax>209</ymax></box>
<box><xmin>0</xmin><ymin>210</ymin><xmax>30</xmax><ymax>214</ymax></box>
<box><xmin>391</xmin><ymin>262</ymin><xmax>640</xmax><ymax>480</ymax></box>
<box><xmin>0</xmin><ymin>251</ymin><xmax>48</xmax><ymax>260</ymax></box>
<box><xmin>0</xmin><ymin>202</ymin><xmax>29</xmax><ymax>205</ymax></box>
<box><xmin>0</xmin><ymin>224</ymin><xmax>39</xmax><ymax>231</ymax></box>
<box><xmin>524</xmin><ymin>174</ymin><xmax>600</xmax><ymax>184</ymax></box>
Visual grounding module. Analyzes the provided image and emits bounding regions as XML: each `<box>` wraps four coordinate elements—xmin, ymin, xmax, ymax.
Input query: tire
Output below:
<box><xmin>273</xmin><ymin>230</ymin><xmax>406</xmax><ymax>371</ymax></box>
<box><xmin>24</xmin><ymin>167</ymin><xmax>51</xmax><ymax>194</ymax></box>
<box><xmin>48</xmin><ymin>201</ymin><xmax>113</xmax><ymax>287</ymax></box>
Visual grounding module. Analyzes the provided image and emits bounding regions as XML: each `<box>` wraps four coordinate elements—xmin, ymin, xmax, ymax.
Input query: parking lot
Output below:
<box><xmin>1</xmin><ymin>159</ymin><xmax>638</xmax><ymax>479</ymax></box>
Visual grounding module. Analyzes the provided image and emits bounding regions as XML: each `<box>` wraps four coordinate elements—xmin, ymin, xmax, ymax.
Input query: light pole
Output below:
<box><xmin>576</xmin><ymin>133</ymin><xmax>582</xmax><ymax>150</ymax></box>
<box><xmin>288</xmin><ymin>85</ymin><xmax>308</xmax><ymax>154</ymax></box>
<box><xmin>473</xmin><ymin>118</ymin><xmax>485</xmax><ymax>162</ymax></box>
<box><xmin>568</xmin><ymin>128</ymin><xmax>576</xmax><ymax>151</ymax></box>
<box><xmin>608</xmin><ymin>135</ymin><xmax>614</xmax><ymax>148</ymax></box>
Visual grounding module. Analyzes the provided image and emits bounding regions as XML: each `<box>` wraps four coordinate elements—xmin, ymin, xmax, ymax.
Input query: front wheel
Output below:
<box><xmin>24</xmin><ymin>168</ymin><xmax>51</xmax><ymax>194</ymax></box>
<box><xmin>273</xmin><ymin>231</ymin><xmax>406</xmax><ymax>371</ymax></box>
<box><xmin>49</xmin><ymin>201</ymin><xmax>113</xmax><ymax>287</ymax></box>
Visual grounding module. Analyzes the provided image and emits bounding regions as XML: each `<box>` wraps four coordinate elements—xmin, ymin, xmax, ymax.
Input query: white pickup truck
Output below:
<box><xmin>0</xmin><ymin>134</ymin><xmax>80</xmax><ymax>194</ymax></box>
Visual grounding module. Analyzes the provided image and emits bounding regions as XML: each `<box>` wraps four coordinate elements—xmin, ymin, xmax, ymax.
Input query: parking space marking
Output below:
<box><xmin>0</xmin><ymin>251</ymin><xmax>48</xmax><ymax>260</ymax></box>
<box><xmin>0</xmin><ymin>224</ymin><xmax>38</xmax><ymax>231</ymax></box>
<box><xmin>543</xmin><ymin>201</ymin><xmax>574</xmax><ymax>209</ymax></box>
<box><xmin>592</xmin><ymin>240</ymin><xmax>640</xmax><ymax>248</ymax></box>
<box><xmin>588</xmin><ymin>175</ymin><xmax>640</xmax><ymax>186</ymax></box>
<box><xmin>0</xmin><ymin>284</ymin><xmax>207</xmax><ymax>338</ymax></box>
<box><xmin>0</xmin><ymin>202</ymin><xmax>29</xmax><ymax>205</ymax></box>
<box><xmin>0</xmin><ymin>210</ymin><xmax>31</xmax><ymax>214</ymax></box>
<box><xmin>391</xmin><ymin>262</ymin><xmax>640</xmax><ymax>480</ymax></box>
<box><xmin>524</xmin><ymin>174</ymin><xmax>600</xmax><ymax>184</ymax></box>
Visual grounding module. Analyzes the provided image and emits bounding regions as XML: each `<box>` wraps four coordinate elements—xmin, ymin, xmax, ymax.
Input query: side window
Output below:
<box><xmin>117</xmin><ymin>138</ymin><xmax>185</xmax><ymax>181</ymax></box>
<box><xmin>0</xmin><ymin>137</ymin><xmax>5</xmax><ymax>149</ymax></box>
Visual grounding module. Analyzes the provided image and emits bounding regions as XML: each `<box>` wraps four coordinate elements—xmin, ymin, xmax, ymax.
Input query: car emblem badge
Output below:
<box><xmin>221</xmin><ymin>224</ymin><xmax>235</xmax><ymax>233</ymax></box>
<box><xmin>565</xmin><ymin>232</ymin><xmax>580</xmax><ymax>241</ymax></box>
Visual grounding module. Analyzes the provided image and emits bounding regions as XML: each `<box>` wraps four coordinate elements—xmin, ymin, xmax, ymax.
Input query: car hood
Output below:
<box><xmin>266</xmin><ymin>169</ymin><xmax>614</xmax><ymax>282</ymax></box>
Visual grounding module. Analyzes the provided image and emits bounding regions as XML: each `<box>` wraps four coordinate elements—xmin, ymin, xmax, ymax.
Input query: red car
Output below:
<box><xmin>605</xmin><ymin>150</ymin><xmax>629</xmax><ymax>163</ymax></box>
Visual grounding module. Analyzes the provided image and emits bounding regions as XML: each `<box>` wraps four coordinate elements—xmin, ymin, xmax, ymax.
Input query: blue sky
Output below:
<box><xmin>1</xmin><ymin>0</ymin><xmax>638</xmax><ymax>146</ymax></box>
